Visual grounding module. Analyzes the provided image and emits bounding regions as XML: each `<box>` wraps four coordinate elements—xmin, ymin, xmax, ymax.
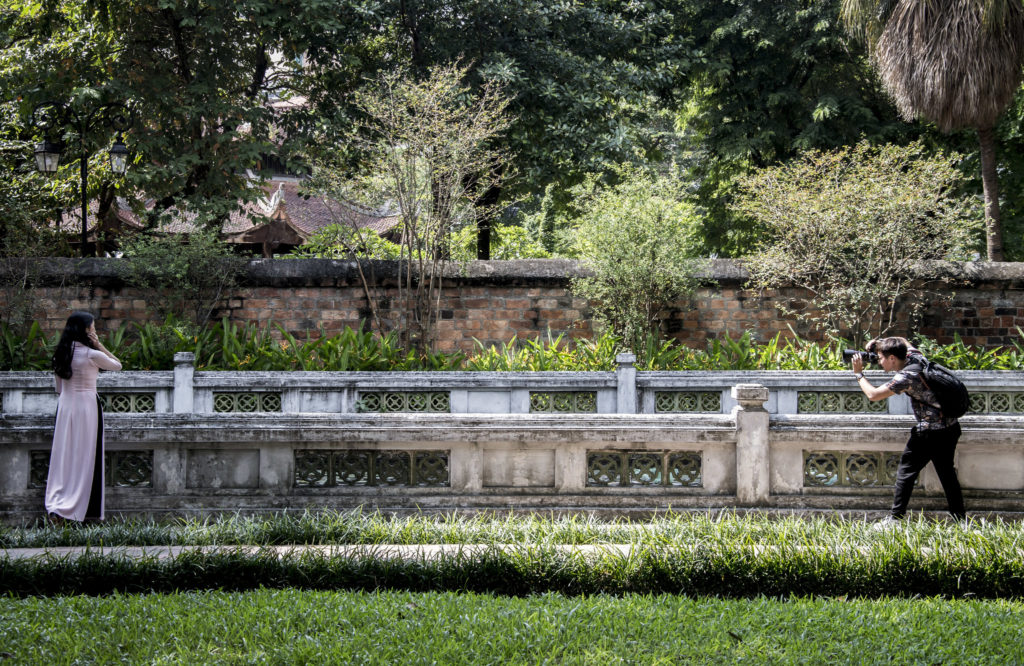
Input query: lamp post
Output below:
<box><xmin>31</xmin><ymin>101</ymin><xmax>132</xmax><ymax>257</ymax></box>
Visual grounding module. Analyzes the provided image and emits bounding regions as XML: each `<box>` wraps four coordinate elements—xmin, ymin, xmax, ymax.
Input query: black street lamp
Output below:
<box><xmin>31</xmin><ymin>101</ymin><xmax>133</xmax><ymax>257</ymax></box>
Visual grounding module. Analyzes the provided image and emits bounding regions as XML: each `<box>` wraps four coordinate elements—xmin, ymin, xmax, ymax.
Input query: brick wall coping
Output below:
<box><xmin>9</xmin><ymin>257</ymin><xmax>1024</xmax><ymax>288</ymax></box>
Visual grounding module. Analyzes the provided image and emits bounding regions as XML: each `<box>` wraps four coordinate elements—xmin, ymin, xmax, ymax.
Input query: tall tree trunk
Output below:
<box><xmin>978</xmin><ymin>125</ymin><xmax>1004</xmax><ymax>261</ymax></box>
<box><xmin>473</xmin><ymin>170</ymin><xmax>503</xmax><ymax>260</ymax></box>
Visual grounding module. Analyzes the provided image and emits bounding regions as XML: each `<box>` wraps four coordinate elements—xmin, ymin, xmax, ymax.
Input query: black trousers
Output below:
<box><xmin>890</xmin><ymin>422</ymin><xmax>965</xmax><ymax>519</ymax></box>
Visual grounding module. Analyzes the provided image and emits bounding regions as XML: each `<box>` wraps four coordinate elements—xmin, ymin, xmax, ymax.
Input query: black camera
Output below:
<box><xmin>842</xmin><ymin>349</ymin><xmax>879</xmax><ymax>365</ymax></box>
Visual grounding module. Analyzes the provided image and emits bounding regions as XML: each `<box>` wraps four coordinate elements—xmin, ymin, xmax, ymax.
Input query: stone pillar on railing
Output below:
<box><xmin>732</xmin><ymin>383</ymin><xmax>770</xmax><ymax>505</ymax></box>
<box><xmin>173</xmin><ymin>352</ymin><xmax>195</xmax><ymax>414</ymax></box>
<box><xmin>616</xmin><ymin>352</ymin><xmax>637</xmax><ymax>414</ymax></box>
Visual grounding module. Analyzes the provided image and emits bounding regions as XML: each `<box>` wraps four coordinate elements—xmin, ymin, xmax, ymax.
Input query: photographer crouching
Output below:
<box><xmin>850</xmin><ymin>337</ymin><xmax>966</xmax><ymax>525</ymax></box>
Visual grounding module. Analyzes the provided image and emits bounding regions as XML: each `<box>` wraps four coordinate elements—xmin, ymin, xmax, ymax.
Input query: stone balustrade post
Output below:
<box><xmin>173</xmin><ymin>352</ymin><xmax>195</xmax><ymax>414</ymax></box>
<box><xmin>732</xmin><ymin>383</ymin><xmax>770</xmax><ymax>505</ymax></box>
<box><xmin>616</xmin><ymin>352</ymin><xmax>637</xmax><ymax>414</ymax></box>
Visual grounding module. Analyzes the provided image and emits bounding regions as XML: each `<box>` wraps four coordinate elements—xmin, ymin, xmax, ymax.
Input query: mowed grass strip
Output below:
<box><xmin>1</xmin><ymin>590</ymin><xmax>1023</xmax><ymax>664</ymax></box>
<box><xmin>3</xmin><ymin>510</ymin><xmax>1022</xmax><ymax>548</ymax></box>
<box><xmin>3</xmin><ymin>539</ymin><xmax>1024</xmax><ymax>598</ymax></box>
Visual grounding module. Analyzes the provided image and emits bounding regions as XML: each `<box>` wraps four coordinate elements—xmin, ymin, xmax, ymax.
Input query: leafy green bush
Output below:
<box><xmin>117</xmin><ymin>230</ymin><xmax>244</xmax><ymax>329</ymax></box>
<box><xmin>571</xmin><ymin>168</ymin><xmax>706</xmax><ymax>352</ymax></box>
<box><xmin>0</xmin><ymin>321</ymin><xmax>57</xmax><ymax>371</ymax></box>
<box><xmin>288</xmin><ymin>224</ymin><xmax>401</xmax><ymax>260</ymax></box>
<box><xmin>736</xmin><ymin>142</ymin><xmax>981</xmax><ymax>341</ymax></box>
<box><xmin>463</xmin><ymin>333</ymin><xmax>619</xmax><ymax>371</ymax></box>
<box><xmin>97</xmin><ymin>319</ymin><xmax>463</xmax><ymax>372</ymax></box>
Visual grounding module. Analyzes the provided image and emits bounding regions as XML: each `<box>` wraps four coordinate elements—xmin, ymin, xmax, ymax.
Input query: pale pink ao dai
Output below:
<box><xmin>45</xmin><ymin>342</ymin><xmax>122</xmax><ymax>521</ymax></box>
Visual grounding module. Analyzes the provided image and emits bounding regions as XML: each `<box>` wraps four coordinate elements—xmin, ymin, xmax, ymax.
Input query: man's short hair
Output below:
<box><xmin>877</xmin><ymin>337</ymin><xmax>908</xmax><ymax>361</ymax></box>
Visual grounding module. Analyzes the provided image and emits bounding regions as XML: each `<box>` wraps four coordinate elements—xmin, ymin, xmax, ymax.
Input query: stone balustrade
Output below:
<box><xmin>1</xmin><ymin>353</ymin><xmax>1023</xmax><ymax>522</ymax></box>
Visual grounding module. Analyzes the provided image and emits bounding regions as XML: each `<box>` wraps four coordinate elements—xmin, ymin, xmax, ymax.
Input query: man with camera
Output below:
<box><xmin>850</xmin><ymin>337</ymin><xmax>966</xmax><ymax>524</ymax></box>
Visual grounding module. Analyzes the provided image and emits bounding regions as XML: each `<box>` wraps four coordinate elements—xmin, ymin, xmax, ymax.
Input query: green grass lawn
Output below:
<box><xmin>5</xmin><ymin>514</ymin><xmax>1024</xmax><ymax>663</ymax></box>
<box><xmin>2</xmin><ymin>590</ymin><xmax>1023</xmax><ymax>664</ymax></box>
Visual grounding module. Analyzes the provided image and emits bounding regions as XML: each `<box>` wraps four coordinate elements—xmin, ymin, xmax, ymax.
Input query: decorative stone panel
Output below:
<box><xmin>586</xmin><ymin>450</ymin><xmax>702</xmax><ymax>487</ymax></box>
<box><xmin>798</xmin><ymin>392</ymin><xmax>887</xmax><ymax>413</ymax></box>
<box><xmin>529</xmin><ymin>391</ymin><xmax>597</xmax><ymax>413</ymax></box>
<box><xmin>29</xmin><ymin>449</ymin><xmax>154</xmax><ymax>488</ymax></box>
<box><xmin>654</xmin><ymin>391</ymin><xmax>721</xmax><ymax>413</ymax></box>
<box><xmin>105</xmin><ymin>450</ymin><xmax>154</xmax><ymax>487</ymax></box>
<box><xmin>356</xmin><ymin>392</ymin><xmax>450</xmax><ymax>413</ymax></box>
<box><xmin>968</xmin><ymin>392</ymin><xmax>1024</xmax><ymax>414</ymax></box>
<box><xmin>101</xmin><ymin>393</ymin><xmax>156</xmax><ymax>413</ymax></box>
<box><xmin>803</xmin><ymin>450</ymin><xmax>903</xmax><ymax>487</ymax></box>
<box><xmin>29</xmin><ymin>451</ymin><xmax>49</xmax><ymax>488</ymax></box>
<box><xmin>213</xmin><ymin>392</ymin><xmax>282</xmax><ymax>413</ymax></box>
<box><xmin>293</xmin><ymin>449</ymin><xmax>450</xmax><ymax>487</ymax></box>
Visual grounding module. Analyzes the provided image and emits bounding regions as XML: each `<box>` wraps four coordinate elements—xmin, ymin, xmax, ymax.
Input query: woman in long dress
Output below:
<box><xmin>45</xmin><ymin>311</ymin><xmax>122</xmax><ymax>523</ymax></box>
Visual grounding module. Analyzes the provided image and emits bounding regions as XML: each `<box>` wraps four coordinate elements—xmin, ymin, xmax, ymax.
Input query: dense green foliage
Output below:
<box><xmin>3</xmin><ymin>0</ymin><xmax>1023</xmax><ymax>259</ymax></box>
<box><xmin>1</xmin><ymin>0</ymin><xmax>371</xmax><ymax>226</ymax></box>
<box><xmin>352</xmin><ymin>0</ymin><xmax>685</xmax><ymax>214</ymax></box>
<box><xmin>449</xmin><ymin>223</ymin><xmax>550</xmax><ymax>261</ymax></box>
<box><xmin>288</xmin><ymin>223</ymin><xmax>402</xmax><ymax>260</ymax></box>
<box><xmin>673</xmin><ymin>0</ymin><xmax>918</xmax><ymax>256</ymax></box>
<box><xmin>5</xmin><ymin>322</ymin><xmax>1024</xmax><ymax>372</ymax></box>
<box><xmin>1</xmin><ymin>590</ymin><xmax>1021</xmax><ymax>664</ymax></box>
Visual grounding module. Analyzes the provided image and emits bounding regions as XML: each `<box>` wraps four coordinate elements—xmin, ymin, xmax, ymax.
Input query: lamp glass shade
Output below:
<box><xmin>108</xmin><ymin>140</ymin><xmax>129</xmax><ymax>175</ymax></box>
<box><xmin>34</xmin><ymin>140</ymin><xmax>62</xmax><ymax>173</ymax></box>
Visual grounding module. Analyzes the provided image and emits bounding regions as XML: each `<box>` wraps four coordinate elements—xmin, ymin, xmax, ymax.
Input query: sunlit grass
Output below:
<box><xmin>2</xmin><ymin>509</ymin><xmax>1019</xmax><ymax>549</ymax></box>
<box><xmin>1</xmin><ymin>589</ymin><xmax>1022</xmax><ymax>664</ymax></box>
<box><xmin>3</xmin><ymin>512</ymin><xmax>1023</xmax><ymax>598</ymax></box>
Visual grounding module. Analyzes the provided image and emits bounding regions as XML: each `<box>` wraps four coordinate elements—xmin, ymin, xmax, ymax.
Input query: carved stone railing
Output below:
<box><xmin>2</xmin><ymin>354</ymin><xmax>1023</xmax><ymax>521</ymax></box>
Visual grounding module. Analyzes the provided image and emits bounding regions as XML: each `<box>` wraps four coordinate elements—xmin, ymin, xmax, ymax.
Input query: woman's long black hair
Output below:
<box><xmin>52</xmin><ymin>311</ymin><xmax>96</xmax><ymax>379</ymax></box>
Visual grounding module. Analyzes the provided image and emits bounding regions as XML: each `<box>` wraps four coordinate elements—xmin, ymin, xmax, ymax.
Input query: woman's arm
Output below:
<box><xmin>87</xmin><ymin>330</ymin><xmax>123</xmax><ymax>371</ymax></box>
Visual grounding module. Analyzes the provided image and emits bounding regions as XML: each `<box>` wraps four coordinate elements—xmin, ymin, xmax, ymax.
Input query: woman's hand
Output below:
<box><xmin>86</xmin><ymin>323</ymin><xmax>115</xmax><ymax>358</ymax></box>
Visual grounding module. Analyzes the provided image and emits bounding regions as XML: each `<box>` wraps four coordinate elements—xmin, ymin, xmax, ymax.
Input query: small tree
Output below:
<box><xmin>571</xmin><ymin>168</ymin><xmax>705</xmax><ymax>354</ymax></box>
<box><xmin>118</xmin><ymin>230</ymin><xmax>243</xmax><ymax>329</ymax></box>
<box><xmin>311</xmin><ymin>63</ymin><xmax>512</xmax><ymax>352</ymax></box>
<box><xmin>735</xmin><ymin>142</ymin><xmax>980</xmax><ymax>342</ymax></box>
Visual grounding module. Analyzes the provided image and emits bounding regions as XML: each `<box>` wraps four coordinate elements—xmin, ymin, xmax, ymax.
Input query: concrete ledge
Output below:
<box><xmin>11</xmin><ymin>257</ymin><xmax>1024</xmax><ymax>288</ymax></box>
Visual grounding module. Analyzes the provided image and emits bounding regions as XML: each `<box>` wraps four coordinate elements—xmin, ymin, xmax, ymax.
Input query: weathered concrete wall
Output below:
<box><xmin>6</xmin><ymin>259</ymin><xmax>1024</xmax><ymax>353</ymax></box>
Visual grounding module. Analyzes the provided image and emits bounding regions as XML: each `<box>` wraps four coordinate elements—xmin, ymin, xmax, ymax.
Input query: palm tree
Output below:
<box><xmin>841</xmin><ymin>0</ymin><xmax>1024</xmax><ymax>261</ymax></box>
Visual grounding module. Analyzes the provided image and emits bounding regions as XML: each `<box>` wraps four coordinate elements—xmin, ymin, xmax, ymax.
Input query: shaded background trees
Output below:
<box><xmin>841</xmin><ymin>0</ymin><xmax>1024</xmax><ymax>261</ymax></box>
<box><xmin>2</xmin><ymin>0</ymin><xmax>1023</xmax><ymax>262</ymax></box>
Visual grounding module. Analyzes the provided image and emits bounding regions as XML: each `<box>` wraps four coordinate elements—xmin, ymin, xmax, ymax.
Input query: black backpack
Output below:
<box><xmin>919</xmin><ymin>361</ymin><xmax>970</xmax><ymax>419</ymax></box>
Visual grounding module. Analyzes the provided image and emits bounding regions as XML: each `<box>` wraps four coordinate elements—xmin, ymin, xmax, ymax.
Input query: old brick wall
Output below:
<box><xmin>7</xmin><ymin>258</ymin><xmax>1024</xmax><ymax>352</ymax></box>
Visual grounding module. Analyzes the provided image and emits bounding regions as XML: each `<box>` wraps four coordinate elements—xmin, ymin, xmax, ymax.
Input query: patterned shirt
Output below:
<box><xmin>884</xmin><ymin>351</ymin><xmax>958</xmax><ymax>431</ymax></box>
